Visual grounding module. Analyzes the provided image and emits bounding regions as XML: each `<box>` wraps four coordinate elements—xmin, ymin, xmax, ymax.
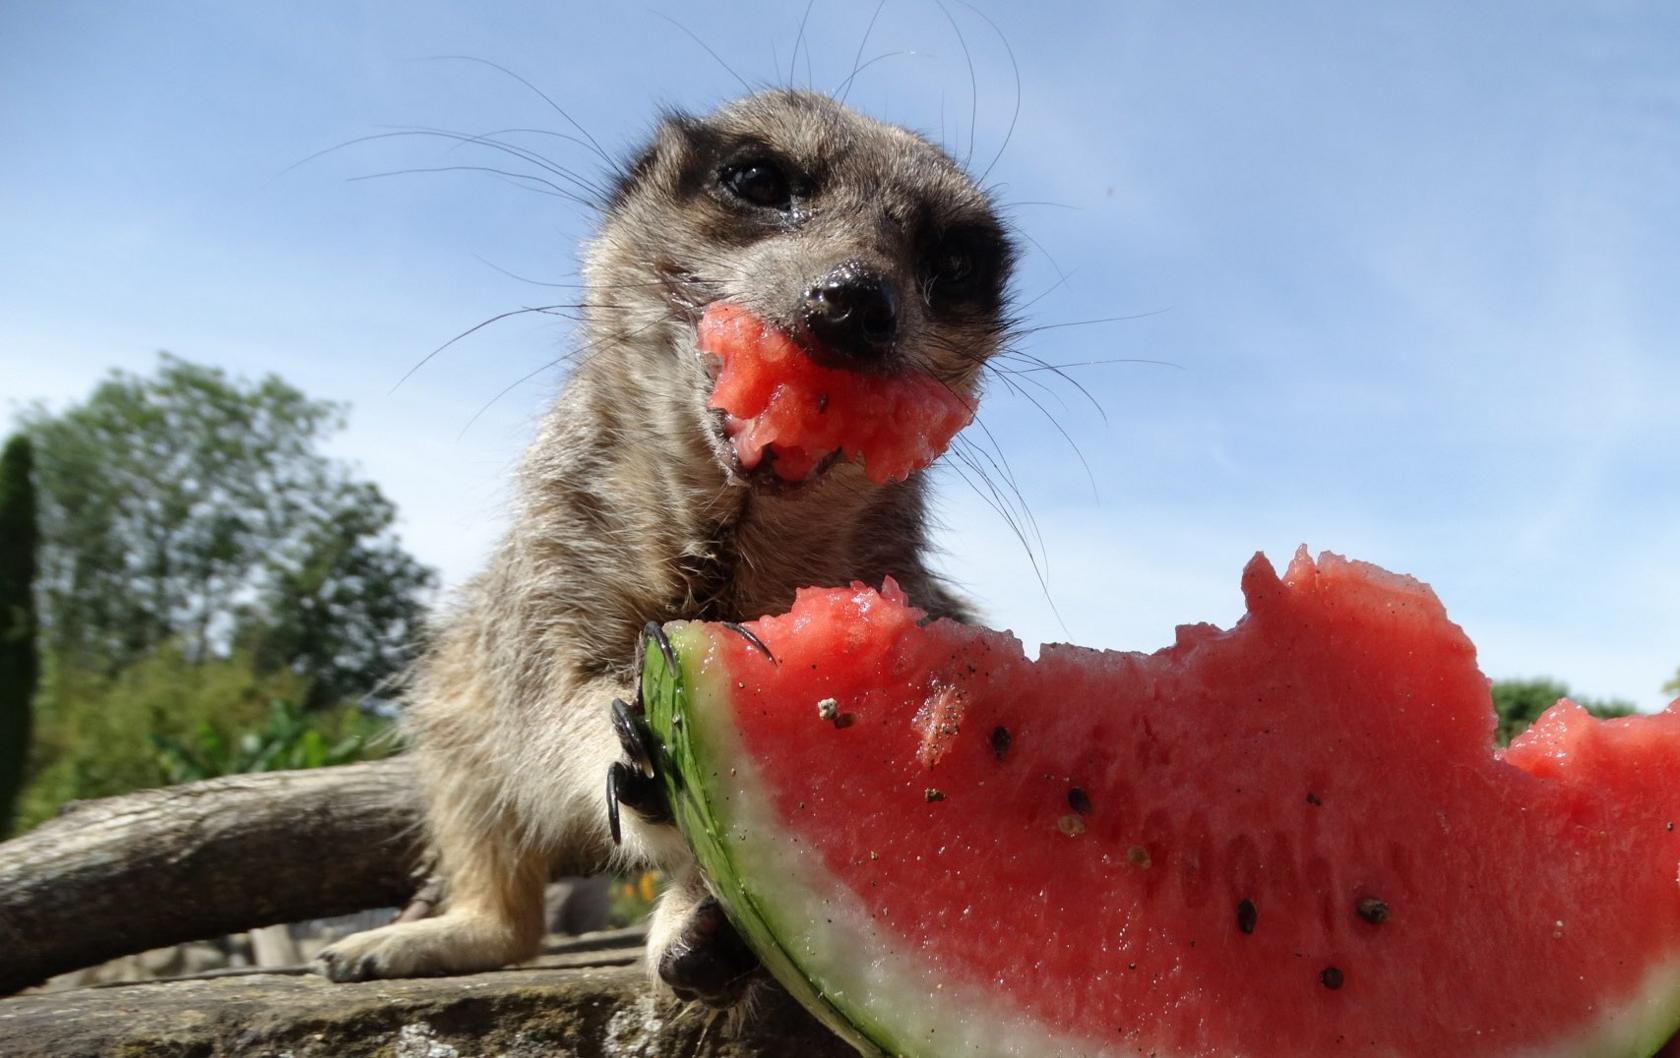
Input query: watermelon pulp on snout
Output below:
<box><xmin>640</xmin><ymin>549</ymin><xmax>1680</xmax><ymax>1058</ymax></box>
<box><xmin>697</xmin><ymin>303</ymin><xmax>975</xmax><ymax>484</ymax></box>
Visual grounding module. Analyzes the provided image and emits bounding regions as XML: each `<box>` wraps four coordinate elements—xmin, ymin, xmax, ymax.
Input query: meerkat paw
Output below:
<box><xmin>315</xmin><ymin>913</ymin><xmax>535</xmax><ymax>982</ymax></box>
<box><xmin>607</xmin><ymin>690</ymin><xmax>672</xmax><ymax>844</ymax></box>
<box><xmin>648</xmin><ymin>872</ymin><xmax>763</xmax><ymax>1008</ymax></box>
<box><xmin>609</xmin><ymin>619</ymin><xmax>773</xmax><ymax>844</ymax></box>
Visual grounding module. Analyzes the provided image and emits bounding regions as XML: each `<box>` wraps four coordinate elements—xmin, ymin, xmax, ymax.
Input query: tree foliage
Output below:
<box><xmin>234</xmin><ymin>481</ymin><xmax>433</xmax><ymax>708</ymax></box>
<box><xmin>1666</xmin><ymin>669</ymin><xmax>1679</xmax><ymax>700</ymax></box>
<box><xmin>0</xmin><ymin>434</ymin><xmax>40</xmax><ymax>837</ymax></box>
<box><xmin>1490</xmin><ymin>677</ymin><xmax>1636</xmax><ymax>746</ymax></box>
<box><xmin>21</xmin><ymin>355</ymin><xmax>435</xmax><ymax>695</ymax></box>
<box><xmin>11</xmin><ymin>355</ymin><xmax>431</xmax><ymax>829</ymax></box>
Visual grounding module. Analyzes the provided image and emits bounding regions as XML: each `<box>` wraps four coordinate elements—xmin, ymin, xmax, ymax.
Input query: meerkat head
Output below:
<box><xmin>581</xmin><ymin>89</ymin><xmax>1015</xmax><ymax>491</ymax></box>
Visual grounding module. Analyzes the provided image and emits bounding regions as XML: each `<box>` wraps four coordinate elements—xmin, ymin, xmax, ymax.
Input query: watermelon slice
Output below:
<box><xmin>698</xmin><ymin>303</ymin><xmax>976</xmax><ymax>484</ymax></box>
<box><xmin>638</xmin><ymin>548</ymin><xmax>1680</xmax><ymax>1058</ymax></box>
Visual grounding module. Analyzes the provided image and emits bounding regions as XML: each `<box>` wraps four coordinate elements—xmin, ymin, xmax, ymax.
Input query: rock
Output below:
<box><xmin>0</xmin><ymin>962</ymin><xmax>857</xmax><ymax>1058</ymax></box>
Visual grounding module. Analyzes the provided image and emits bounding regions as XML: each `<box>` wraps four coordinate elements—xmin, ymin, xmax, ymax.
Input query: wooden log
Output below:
<box><xmin>0</xmin><ymin>758</ymin><xmax>454</xmax><ymax>994</ymax></box>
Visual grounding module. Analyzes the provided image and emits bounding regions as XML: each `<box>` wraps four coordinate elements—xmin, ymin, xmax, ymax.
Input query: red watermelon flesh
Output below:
<box><xmin>697</xmin><ymin>303</ymin><xmax>976</xmax><ymax>484</ymax></box>
<box><xmin>642</xmin><ymin>548</ymin><xmax>1680</xmax><ymax>1058</ymax></box>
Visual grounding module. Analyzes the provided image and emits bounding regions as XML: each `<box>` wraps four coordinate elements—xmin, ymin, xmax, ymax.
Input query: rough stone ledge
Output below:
<box><xmin>0</xmin><ymin>960</ymin><xmax>857</xmax><ymax>1058</ymax></box>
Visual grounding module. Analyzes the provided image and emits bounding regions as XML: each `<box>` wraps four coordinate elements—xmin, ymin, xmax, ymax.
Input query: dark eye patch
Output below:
<box><xmin>923</xmin><ymin>223</ymin><xmax>1010</xmax><ymax>310</ymax></box>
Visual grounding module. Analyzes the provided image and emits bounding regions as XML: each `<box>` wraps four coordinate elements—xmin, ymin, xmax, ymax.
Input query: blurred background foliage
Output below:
<box><xmin>3</xmin><ymin>355</ymin><xmax>431</xmax><ymax>834</ymax></box>
<box><xmin>153</xmin><ymin>697</ymin><xmax>385</xmax><ymax>784</ymax></box>
<box><xmin>610</xmin><ymin>870</ymin><xmax>662</xmax><ymax>928</ymax></box>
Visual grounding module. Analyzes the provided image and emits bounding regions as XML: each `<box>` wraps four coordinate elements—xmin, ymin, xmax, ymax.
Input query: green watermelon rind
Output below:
<box><xmin>642</xmin><ymin>622</ymin><xmax>1680</xmax><ymax>1058</ymax></box>
<box><xmin>642</xmin><ymin>624</ymin><xmax>895</xmax><ymax>1056</ymax></box>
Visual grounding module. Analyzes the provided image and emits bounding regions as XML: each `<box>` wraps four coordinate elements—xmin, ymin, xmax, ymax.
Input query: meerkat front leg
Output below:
<box><xmin>316</xmin><ymin>779</ymin><xmax>548</xmax><ymax>981</ymax></box>
<box><xmin>320</xmin><ymin>673</ymin><xmax>644</xmax><ymax>981</ymax></box>
<box><xmin>647</xmin><ymin>865</ymin><xmax>763</xmax><ymax>1005</ymax></box>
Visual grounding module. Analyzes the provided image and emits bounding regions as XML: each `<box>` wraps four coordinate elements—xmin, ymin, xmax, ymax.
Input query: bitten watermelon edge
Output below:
<box><xmin>641</xmin><ymin>549</ymin><xmax>1680</xmax><ymax>1058</ymax></box>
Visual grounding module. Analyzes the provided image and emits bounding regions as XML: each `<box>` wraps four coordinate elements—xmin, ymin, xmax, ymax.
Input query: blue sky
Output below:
<box><xmin>3</xmin><ymin>2</ymin><xmax>1676</xmax><ymax>709</ymax></box>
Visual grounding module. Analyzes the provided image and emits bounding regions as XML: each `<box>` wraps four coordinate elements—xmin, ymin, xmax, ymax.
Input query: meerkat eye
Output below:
<box><xmin>721</xmin><ymin>159</ymin><xmax>794</xmax><ymax>210</ymax></box>
<box><xmin>923</xmin><ymin>225</ymin><xmax>1009</xmax><ymax>310</ymax></box>
<box><xmin>926</xmin><ymin>236</ymin><xmax>979</xmax><ymax>295</ymax></box>
<box><xmin>935</xmin><ymin>246</ymin><xmax>975</xmax><ymax>285</ymax></box>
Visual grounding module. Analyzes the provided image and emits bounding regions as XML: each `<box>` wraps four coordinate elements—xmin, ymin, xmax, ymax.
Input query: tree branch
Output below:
<box><xmin>0</xmin><ymin>758</ymin><xmax>440</xmax><ymax>994</ymax></box>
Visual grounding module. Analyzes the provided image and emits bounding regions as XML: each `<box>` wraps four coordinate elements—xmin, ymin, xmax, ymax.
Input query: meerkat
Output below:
<box><xmin>316</xmin><ymin>89</ymin><xmax>1015</xmax><ymax>1007</ymax></box>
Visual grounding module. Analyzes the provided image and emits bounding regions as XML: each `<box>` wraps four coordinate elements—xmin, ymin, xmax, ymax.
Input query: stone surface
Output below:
<box><xmin>0</xmin><ymin>959</ymin><xmax>858</xmax><ymax>1058</ymax></box>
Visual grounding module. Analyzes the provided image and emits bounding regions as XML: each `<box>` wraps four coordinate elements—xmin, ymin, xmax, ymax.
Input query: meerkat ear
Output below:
<box><xmin>608</xmin><ymin>111</ymin><xmax>714</xmax><ymax>210</ymax></box>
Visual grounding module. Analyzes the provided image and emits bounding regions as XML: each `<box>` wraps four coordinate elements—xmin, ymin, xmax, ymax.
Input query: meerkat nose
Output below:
<box><xmin>802</xmin><ymin>260</ymin><xmax>899</xmax><ymax>365</ymax></box>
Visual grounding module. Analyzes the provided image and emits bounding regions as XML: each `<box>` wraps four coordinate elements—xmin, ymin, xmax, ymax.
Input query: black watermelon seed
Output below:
<box><xmin>1356</xmin><ymin>897</ymin><xmax>1390</xmax><ymax>925</ymax></box>
<box><xmin>1320</xmin><ymin>966</ymin><xmax>1344</xmax><ymax>990</ymax></box>
<box><xmin>1068</xmin><ymin>787</ymin><xmax>1092</xmax><ymax>815</ymax></box>
<box><xmin>924</xmin><ymin>788</ymin><xmax>946</xmax><ymax>803</ymax></box>
<box><xmin>1236</xmin><ymin>899</ymin><xmax>1257</xmax><ymax>935</ymax></box>
<box><xmin>1306</xmin><ymin>792</ymin><xmax>1323</xmax><ymax>806</ymax></box>
<box><xmin>991</xmin><ymin>726</ymin><xmax>1012</xmax><ymax>761</ymax></box>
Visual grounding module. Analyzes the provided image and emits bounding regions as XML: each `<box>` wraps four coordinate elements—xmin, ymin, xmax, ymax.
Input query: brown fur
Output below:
<box><xmin>318</xmin><ymin>90</ymin><xmax>1013</xmax><ymax>985</ymax></box>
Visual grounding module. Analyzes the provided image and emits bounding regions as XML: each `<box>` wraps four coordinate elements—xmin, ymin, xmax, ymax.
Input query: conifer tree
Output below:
<box><xmin>0</xmin><ymin>434</ymin><xmax>40</xmax><ymax>837</ymax></box>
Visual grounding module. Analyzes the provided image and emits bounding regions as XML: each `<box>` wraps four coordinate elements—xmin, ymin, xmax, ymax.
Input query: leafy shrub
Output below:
<box><xmin>14</xmin><ymin>644</ymin><xmax>389</xmax><ymax>831</ymax></box>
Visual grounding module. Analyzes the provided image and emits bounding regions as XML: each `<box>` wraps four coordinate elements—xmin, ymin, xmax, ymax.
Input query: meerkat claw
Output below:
<box><xmin>720</xmin><ymin>621</ymin><xmax>776</xmax><ymax>663</ymax></box>
<box><xmin>608</xmin><ymin>697</ymin><xmax>672</xmax><ymax>845</ymax></box>
<box><xmin>643</xmin><ymin>620</ymin><xmax>678</xmax><ymax>676</ymax></box>
<box><xmin>612</xmin><ymin>697</ymin><xmax>654</xmax><ymax>776</ymax></box>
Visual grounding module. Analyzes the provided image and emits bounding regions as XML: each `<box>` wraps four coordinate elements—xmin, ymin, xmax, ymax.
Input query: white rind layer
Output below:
<box><xmin>655</xmin><ymin>626</ymin><xmax>1680</xmax><ymax>1058</ymax></box>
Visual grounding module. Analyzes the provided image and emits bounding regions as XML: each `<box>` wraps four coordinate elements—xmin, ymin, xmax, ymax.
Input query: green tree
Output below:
<box><xmin>1665</xmin><ymin>669</ymin><xmax>1678</xmax><ymax>700</ymax></box>
<box><xmin>12</xmin><ymin>645</ymin><xmax>356</xmax><ymax>830</ymax></box>
<box><xmin>10</xmin><ymin>355</ymin><xmax>432</xmax><ymax>829</ymax></box>
<box><xmin>236</xmin><ymin>481</ymin><xmax>432</xmax><ymax>709</ymax></box>
<box><xmin>22</xmin><ymin>354</ymin><xmax>435</xmax><ymax>695</ymax></box>
<box><xmin>0</xmin><ymin>434</ymin><xmax>40</xmax><ymax>837</ymax></box>
<box><xmin>1491</xmin><ymin>677</ymin><xmax>1637</xmax><ymax>745</ymax></box>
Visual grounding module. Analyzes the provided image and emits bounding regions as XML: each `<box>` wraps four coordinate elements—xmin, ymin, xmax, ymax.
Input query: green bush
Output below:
<box><xmin>14</xmin><ymin>643</ymin><xmax>389</xmax><ymax>831</ymax></box>
<box><xmin>154</xmin><ymin>697</ymin><xmax>385</xmax><ymax>783</ymax></box>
